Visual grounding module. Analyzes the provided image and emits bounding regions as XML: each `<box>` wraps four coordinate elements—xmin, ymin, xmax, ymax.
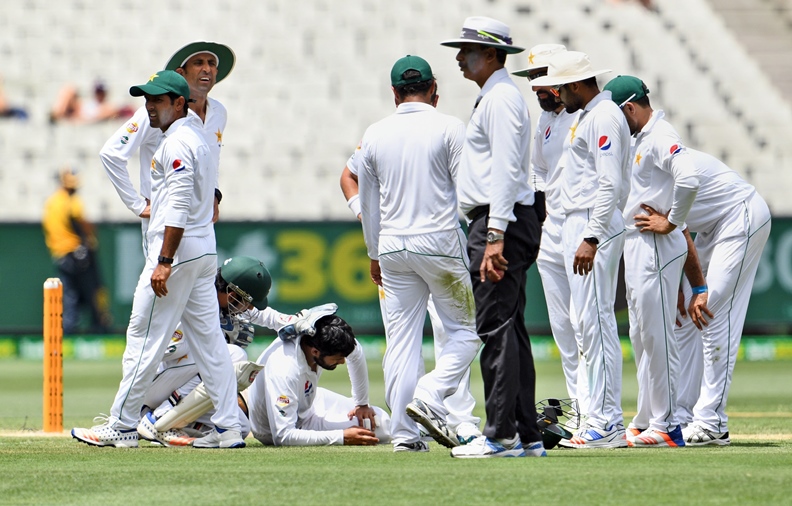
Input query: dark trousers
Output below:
<box><xmin>55</xmin><ymin>247</ymin><xmax>111</xmax><ymax>334</ymax></box>
<box><xmin>467</xmin><ymin>204</ymin><xmax>541</xmax><ymax>442</ymax></box>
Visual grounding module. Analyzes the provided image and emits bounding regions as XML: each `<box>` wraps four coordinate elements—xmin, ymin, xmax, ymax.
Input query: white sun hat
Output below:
<box><xmin>512</xmin><ymin>44</ymin><xmax>567</xmax><ymax>77</ymax></box>
<box><xmin>441</xmin><ymin>16</ymin><xmax>525</xmax><ymax>54</ymax></box>
<box><xmin>530</xmin><ymin>51</ymin><xmax>611</xmax><ymax>87</ymax></box>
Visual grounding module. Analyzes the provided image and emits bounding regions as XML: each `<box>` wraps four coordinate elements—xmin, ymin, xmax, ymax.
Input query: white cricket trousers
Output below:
<box><xmin>536</xmin><ymin>214</ymin><xmax>590</xmax><ymax>415</ymax></box>
<box><xmin>378</xmin><ymin>287</ymin><xmax>481</xmax><ymax>431</ymax></box>
<box><xmin>109</xmin><ymin>234</ymin><xmax>240</xmax><ymax>432</ymax></box>
<box><xmin>676</xmin><ymin>194</ymin><xmax>771</xmax><ymax>432</ymax></box>
<box><xmin>378</xmin><ymin>229</ymin><xmax>481</xmax><ymax>445</ymax></box>
<box><xmin>625</xmin><ymin>229</ymin><xmax>687</xmax><ymax>432</ymax></box>
<box><xmin>563</xmin><ymin>210</ymin><xmax>625</xmax><ymax>430</ymax></box>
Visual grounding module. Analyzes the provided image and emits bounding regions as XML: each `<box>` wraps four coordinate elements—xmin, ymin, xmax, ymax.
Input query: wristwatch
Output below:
<box><xmin>583</xmin><ymin>237</ymin><xmax>599</xmax><ymax>246</ymax></box>
<box><xmin>486</xmin><ymin>231</ymin><xmax>505</xmax><ymax>244</ymax></box>
<box><xmin>158</xmin><ymin>255</ymin><xmax>174</xmax><ymax>265</ymax></box>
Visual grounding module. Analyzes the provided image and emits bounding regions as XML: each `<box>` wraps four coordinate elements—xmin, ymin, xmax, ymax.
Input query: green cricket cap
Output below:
<box><xmin>603</xmin><ymin>75</ymin><xmax>649</xmax><ymax>106</ymax></box>
<box><xmin>165</xmin><ymin>41</ymin><xmax>236</xmax><ymax>84</ymax></box>
<box><xmin>391</xmin><ymin>55</ymin><xmax>433</xmax><ymax>87</ymax></box>
<box><xmin>219</xmin><ymin>256</ymin><xmax>271</xmax><ymax>310</ymax></box>
<box><xmin>129</xmin><ymin>70</ymin><xmax>191</xmax><ymax>100</ymax></box>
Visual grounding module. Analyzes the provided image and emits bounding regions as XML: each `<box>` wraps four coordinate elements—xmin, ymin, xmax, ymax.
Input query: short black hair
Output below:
<box><xmin>165</xmin><ymin>92</ymin><xmax>189</xmax><ymax>114</ymax></box>
<box><xmin>633</xmin><ymin>95</ymin><xmax>651</xmax><ymax>108</ymax></box>
<box><xmin>495</xmin><ymin>48</ymin><xmax>507</xmax><ymax>65</ymax></box>
<box><xmin>300</xmin><ymin>315</ymin><xmax>356</xmax><ymax>357</ymax></box>
<box><xmin>394</xmin><ymin>77</ymin><xmax>435</xmax><ymax>99</ymax></box>
<box><xmin>581</xmin><ymin>76</ymin><xmax>599</xmax><ymax>89</ymax></box>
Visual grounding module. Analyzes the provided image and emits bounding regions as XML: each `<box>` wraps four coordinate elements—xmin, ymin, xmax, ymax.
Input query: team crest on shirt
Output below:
<box><xmin>126</xmin><ymin>122</ymin><xmax>139</xmax><ymax>134</ymax></box>
<box><xmin>304</xmin><ymin>381</ymin><xmax>313</xmax><ymax>397</ymax></box>
<box><xmin>669</xmin><ymin>144</ymin><xmax>683</xmax><ymax>155</ymax></box>
<box><xmin>276</xmin><ymin>395</ymin><xmax>291</xmax><ymax>407</ymax></box>
<box><xmin>172</xmin><ymin>159</ymin><xmax>184</xmax><ymax>172</ymax></box>
<box><xmin>598</xmin><ymin>135</ymin><xmax>611</xmax><ymax>151</ymax></box>
<box><xmin>544</xmin><ymin>125</ymin><xmax>552</xmax><ymax>140</ymax></box>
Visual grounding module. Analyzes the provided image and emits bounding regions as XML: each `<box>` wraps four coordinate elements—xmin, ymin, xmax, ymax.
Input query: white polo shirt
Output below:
<box><xmin>456</xmin><ymin>68</ymin><xmax>534</xmax><ymax>232</ymax></box>
<box><xmin>558</xmin><ymin>90</ymin><xmax>631</xmax><ymax>240</ymax></box>
<box><xmin>356</xmin><ymin>101</ymin><xmax>465</xmax><ymax>260</ymax></box>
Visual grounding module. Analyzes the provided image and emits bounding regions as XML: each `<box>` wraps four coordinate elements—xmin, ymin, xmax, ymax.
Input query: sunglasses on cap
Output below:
<box><xmin>526</xmin><ymin>70</ymin><xmax>548</xmax><ymax>81</ymax></box>
<box><xmin>618</xmin><ymin>93</ymin><xmax>637</xmax><ymax>109</ymax></box>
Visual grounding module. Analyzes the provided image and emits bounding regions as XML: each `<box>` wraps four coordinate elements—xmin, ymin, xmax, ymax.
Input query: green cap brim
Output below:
<box><xmin>129</xmin><ymin>83</ymin><xmax>175</xmax><ymax>97</ymax></box>
<box><xmin>165</xmin><ymin>42</ymin><xmax>236</xmax><ymax>83</ymax></box>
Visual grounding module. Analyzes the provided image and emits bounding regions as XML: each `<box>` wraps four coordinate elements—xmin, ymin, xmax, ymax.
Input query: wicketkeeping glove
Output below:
<box><xmin>277</xmin><ymin>303</ymin><xmax>338</xmax><ymax>341</ymax></box>
<box><xmin>220</xmin><ymin>314</ymin><xmax>256</xmax><ymax>349</ymax></box>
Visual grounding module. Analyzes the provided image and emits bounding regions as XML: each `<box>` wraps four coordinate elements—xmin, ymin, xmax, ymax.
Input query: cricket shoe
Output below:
<box><xmin>682</xmin><ymin>422</ymin><xmax>731</xmax><ymax>446</ymax></box>
<box><xmin>567</xmin><ymin>423</ymin><xmax>628</xmax><ymax>448</ymax></box>
<box><xmin>455</xmin><ymin>422</ymin><xmax>483</xmax><ymax>445</ymax></box>
<box><xmin>192</xmin><ymin>428</ymin><xmax>245</xmax><ymax>449</ymax></box>
<box><xmin>628</xmin><ymin>425</ymin><xmax>685</xmax><ymax>447</ymax></box>
<box><xmin>72</xmin><ymin>415</ymin><xmax>139</xmax><ymax>448</ymax></box>
<box><xmin>406</xmin><ymin>398</ymin><xmax>458</xmax><ymax>448</ymax></box>
<box><xmin>625</xmin><ymin>424</ymin><xmax>646</xmax><ymax>444</ymax></box>
<box><xmin>393</xmin><ymin>441</ymin><xmax>429</xmax><ymax>452</ymax></box>
<box><xmin>451</xmin><ymin>434</ymin><xmax>545</xmax><ymax>458</ymax></box>
<box><xmin>136</xmin><ymin>412</ymin><xmax>194</xmax><ymax>447</ymax></box>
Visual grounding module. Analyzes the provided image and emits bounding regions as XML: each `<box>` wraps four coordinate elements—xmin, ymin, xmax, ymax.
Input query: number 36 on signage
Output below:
<box><xmin>276</xmin><ymin>230</ymin><xmax>375</xmax><ymax>303</ymax></box>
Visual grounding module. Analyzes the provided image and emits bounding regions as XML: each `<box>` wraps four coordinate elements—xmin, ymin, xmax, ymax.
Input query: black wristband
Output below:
<box><xmin>158</xmin><ymin>255</ymin><xmax>174</xmax><ymax>265</ymax></box>
<box><xmin>214</xmin><ymin>188</ymin><xmax>223</xmax><ymax>204</ymax></box>
<box><xmin>583</xmin><ymin>237</ymin><xmax>599</xmax><ymax>246</ymax></box>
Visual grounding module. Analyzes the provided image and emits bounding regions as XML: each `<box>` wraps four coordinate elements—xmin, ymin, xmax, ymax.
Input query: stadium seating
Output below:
<box><xmin>0</xmin><ymin>0</ymin><xmax>790</xmax><ymax>222</ymax></box>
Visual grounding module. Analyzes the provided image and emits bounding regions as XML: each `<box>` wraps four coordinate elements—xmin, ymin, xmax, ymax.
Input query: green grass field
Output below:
<box><xmin>1</xmin><ymin>358</ymin><xmax>791</xmax><ymax>505</ymax></box>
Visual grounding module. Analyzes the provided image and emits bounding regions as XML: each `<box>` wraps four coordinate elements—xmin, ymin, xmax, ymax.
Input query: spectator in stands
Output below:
<box><xmin>42</xmin><ymin>167</ymin><xmax>113</xmax><ymax>334</ymax></box>
<box><xmin>0</xmin><ymin>75</ymin><xmax>28</xmax><ymax>120</ymax></box>
<box><xmin>50</xmin><ymin>79</ymin><xmax>134</xmax><ymax>124</ymax></box>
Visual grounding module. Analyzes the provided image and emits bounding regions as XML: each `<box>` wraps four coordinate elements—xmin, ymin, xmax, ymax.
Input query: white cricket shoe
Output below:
<box><xmin>451</xmin><ymin>434</ymin><xmax>546</xmax><ymax>458</ymax></box>
<box><xmin>393</xmin><ymin>441</ymin><xmax>429</xmax><ymax>452</ymax></box>
<box><xmin>405</xmin><ymin>398</ymin><xmax>459</xmax><ymax>448</ymax></box>
<box><xmin>72</xmin><ymin>415</ymin><xmax>139</xmax><ymax>448</ymax></box>
<box><xmin>682</xmin><ymin>422</ymin><xmax>731</xmax><ymax>446</ymax></box>
<box><xmin>136</xmin><ymin>412</ymin><xmax>195</xmax><ymax>447</ymax></box>
<box><xmin>455</xmin><ymin>422</ymin><xmax>483</xmax><ymax>445</ymax></box>
<box><xmin>192</xmin><ymin>428</ymin><xmax>245</xmax><ymax>449</ymax></box>
<box><xmin>567</xmin><ymin>423</ymin><xmax>628</xmax><ymax>449</ymax></box>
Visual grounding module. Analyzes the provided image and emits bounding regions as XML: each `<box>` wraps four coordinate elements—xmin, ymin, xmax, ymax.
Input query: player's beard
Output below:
<box><xmin>314</xmin><ymin>354</ymin><xmax>338</xmax><ymax>371</ymax></box>
<box><xmin>537</xmin><ymin>92</ymin><xmax>560</xmax><ymax>112</ymax></box>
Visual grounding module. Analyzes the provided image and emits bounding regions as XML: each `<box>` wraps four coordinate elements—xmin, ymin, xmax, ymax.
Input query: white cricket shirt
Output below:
<box><xmin>531</xmin><ymin>108</ymin><xmax>579</xmax><ymax>221</ymax></box>
<box><xmin>623</xmin><ymin>110</ymin><xmax>699</xmax><ymax>231</ymax></box>
<box><xmin>147</xmin><ymin>114</ymin><xmax>215</xmax><ymax>239</ymax></box>
<box><xmin>558</xmin><ymin>90</ymin><xmax>631</xmax><ymax>240</ymax></box>
<box><xmin>249</xmin><ymin>337</ymin><xmax>370</xmax><ymax>446</ymax></box>
<box><xmin>357</xmin><ymin>101</ymin><xmax>465</xmax><ymax>260</ymax></box>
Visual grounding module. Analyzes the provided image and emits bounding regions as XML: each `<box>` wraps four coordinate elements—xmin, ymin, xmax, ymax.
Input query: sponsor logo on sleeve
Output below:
<box><xmin>598</xmin><ymin>135</ymin><xmax>611</xmax><ymax>151</ymax></box>
<box><xmin>172</xmin><ymin>159</ymin><xmax>184</xmax><ymax>172</ymax></box>
<box><xmin>669</xmin><ymin>144</ymin><xmax>683</xmax><ymax>155</ymax></box>
<box><xmin>544</xmin><ymin>125</ymin><xmax>552</xmax><ymax>140</ymax></box>
<box><xmin>126</xmin><ymin>122</ymin><xmax>139</xmax><ymax>134</ymax></box>
<box><xmin>276</xmin><ymin>395</ymin><xmax>291</xmax><ymax>407</ymax></box>
<box><xmin>120</xmin><ymin>136</ymin><xmax>129</xmax><ymax>145</ymax></box>
<box><xmin>304</xmin><ymin>381</ymin><xmax>313</xmax><ymax>397</ymax></box>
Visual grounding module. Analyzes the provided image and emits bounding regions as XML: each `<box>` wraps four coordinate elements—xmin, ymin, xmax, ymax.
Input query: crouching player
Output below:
<box><xmin>247</xmin><ymin>305</ymin><xmax>392</xmax><ymax>446</ymax></box>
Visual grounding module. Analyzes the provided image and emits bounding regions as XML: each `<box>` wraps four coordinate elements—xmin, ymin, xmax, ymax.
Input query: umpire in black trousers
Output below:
<box><xmin>442</xmin><ymin>15</ymin><xmax>546</xmax><ymax>458</ymax></box>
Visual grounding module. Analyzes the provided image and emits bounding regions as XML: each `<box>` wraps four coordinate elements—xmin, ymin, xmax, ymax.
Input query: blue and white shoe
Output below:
<box><xmin>451</xmin><ymin>435</ymin><xmax>544</xmax><ymax>458</ymax></box>
<box><xmin>523</xmin><ymin>440</ymin><xmax>548</xmax><ymax>457</ymax></box>
<box><xmin>568</xmin><ymin>423</ymin><xmax>628</xmax><ymax>449</ymax></box>
<box><xmin>455</xmin><ymin>422</ymin><xmax>483</xmax><ymax>445</ymax></box>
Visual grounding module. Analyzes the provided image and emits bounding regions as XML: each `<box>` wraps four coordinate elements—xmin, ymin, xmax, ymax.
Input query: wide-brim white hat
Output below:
<box><xmin>530</xmin><ymin>51</ymin><xmax>611</xmax><ymax>86</ymax></box>
<box><xmin>512</xmin><ymin>44</ymin><xmax>567</xmax><ymax>77</ymax></box>
<box><xmin>441</xmin><ymin>16</ymin><xmax>525</xmax><ymax>54</ymax></box>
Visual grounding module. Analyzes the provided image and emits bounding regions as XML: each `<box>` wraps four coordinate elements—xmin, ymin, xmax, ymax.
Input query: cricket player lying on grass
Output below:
<box><xmin>246</xmin><ymin>308</ymin><xmax>392</xmax><ymax>446</ymax></box>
